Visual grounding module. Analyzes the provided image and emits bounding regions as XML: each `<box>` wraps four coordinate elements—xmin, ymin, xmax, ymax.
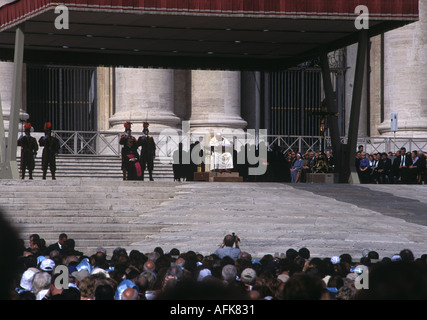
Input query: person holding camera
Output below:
<box><xmin>213</xmin><ymin>233</ymin><xmax>241</xmax><ymax>260</ymax></box>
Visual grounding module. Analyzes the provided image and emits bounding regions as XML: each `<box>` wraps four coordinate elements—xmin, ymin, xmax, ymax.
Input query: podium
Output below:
<box><xmin>194</xmin><ymin>171</ymin><xmax>243</xmax><ymax>182</ymax></box>
<box><xmin>306</xmin><ymin>173</ymin><xmax>338</xmax><ymax>184</ymax></box>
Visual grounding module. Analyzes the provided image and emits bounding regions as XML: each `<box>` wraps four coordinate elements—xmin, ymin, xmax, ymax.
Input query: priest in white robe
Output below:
<box><xmin>209</xmin><ymin>133</ymin><xmax>233</xmax><ymax>171</ymax></box>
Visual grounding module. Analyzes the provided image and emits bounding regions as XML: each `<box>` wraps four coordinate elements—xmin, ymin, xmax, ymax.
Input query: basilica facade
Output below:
<box><xmin>1</xmin><ymin>0</ymin><xmax>427</xmax><ymax>153</ymax></box>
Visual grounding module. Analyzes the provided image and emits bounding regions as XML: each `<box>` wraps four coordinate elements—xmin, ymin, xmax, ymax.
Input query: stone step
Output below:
<box><xmin>17</xmin><ymin>155</ymin><xmax>176</xmax><ymax>180</ymax></box>
<box><xmin>1</xmin><ymin>177</ymin><xmax>179</xmax><ymax>253</ymax></box>
<box><xmin>0</xmin><ymin>192</ymin><xmax>175</xmax><ymax>200</ymax></box>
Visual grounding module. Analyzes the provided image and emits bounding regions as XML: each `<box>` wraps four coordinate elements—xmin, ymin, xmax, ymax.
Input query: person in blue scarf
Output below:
<box><xmin>290</xmin><ymin>153</ymin><xmax>303</xmax><ymax>183</ymax></box>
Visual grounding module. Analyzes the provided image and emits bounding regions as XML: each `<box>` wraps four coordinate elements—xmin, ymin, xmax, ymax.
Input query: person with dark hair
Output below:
<box><xmin>280</xmin><ymin>273</ymin><xmax>325</xmax><ymax>300</ymax></box>
<box><xmin>390</xmin><ymin>150</ymin><xmax>401</xmax><ymax>183</ymax></box>
<box><xmin>28</xmin><ymin>234</ymin><xmax>40</xmax><ymax>251</ymax></box>
<box><xmin>172</xmin><ymin>143</ymin><xmax>186</xmax><ymax>182</ymax></box>
<box><xmin>38</xmin><ymin>122</ymin><xmax>60</xmax><ymax>180</ymax></box>
<box><xmin>62</xmin><ymin>238</ymin><xmax>83</xmax><ymax>257</ymax></box>
<box><xmin>377</xmin><ymin>152</ymin><xmax>392</xmax><ymax>184</ymax></box>
<box><xmin>138</xmin><ymin>122</ymin><xmax>156</xmax><ymax>181</ymax></box>
<box><xmin>285</xmin><ymin>248</ymin><xmax>298</xmax><ymax>261</ymax></box>
<box><xmin>94</xmin><ymin>283</ymin><xmax>115</xmax><ymax>300</ymax></box>
<box><xmin>45</xmin><ymin>233</ymin><xmax>68</xmax><ymax>255</ymax></box>
<box><xmin>0</xmin><ymin>210</ymin><xmax>20</xmax><ymax>300</ymax></box>
<box><xmin>356</xmin><ymin>261</ymin><xmax>427</xmax><ymax>300</ymax></box>
<box><xmin>56</xmin><ymin>287</ymin><xmax>81</xmax><ymax>300</ymax></box>
<box><xmin>298</xmin><ymin>247</ymin><xmax>310</xmax><ymax>260</ymax></box>
<box><xmin>18</xmin><ymin>122</ymin><xmax>38</xmax><ymax>180</ymax></box>
<box><xmin>398</xmin><ymin>147</ymin><xmax>412</xmax><ymax>183</ymax></box>
<box><xmin>408</xmin><ymin>150</ymin><xmax>421</xmax><ymax>184</ymax></box>
<box><xmin>358</xmin><ymin>152</ymin><xmax>371</xmax><ymax>183</ymax></box>
<box><xmin>42</xmin><ymin>272</ymin><xmax>64</xmax><ymax>300</ymax></box>
<box><xmin>399</xmin><ymin>249</ymin><xmax>415</xmax><ymax>262</ymax></box>
<box><xmin>213</xmin><ymin>234</ymin><xmax>241</xmax><ymax>260</ymax></box>
<box><xmin>119</xmin><ymin>122</ymin><xmax>141</xmax><ymax>181</ymax></box>
<box><xmin>416</xmin><ymin>150</ymin><xmax>426</xmax><ymax>184</ymax></box>
<box><xmin>290</xmin><ymin>153</ymin><xmax>303</xmax><ymax>183</ymax></box>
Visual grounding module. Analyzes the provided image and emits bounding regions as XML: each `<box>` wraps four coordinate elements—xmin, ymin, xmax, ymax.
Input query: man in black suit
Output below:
<box><xmin>138</xmin><ymin>122</ymin><xmax>156</xmax><ymax>181</ymax></box>
<box><xmin>390</xmin><ymin>150</ymin><xmax>401</xmax><ymax>183</ymax></box>
<box><xmin>45</xmin><ymin>233</ymin><xmax>68</xmax><ymax>255</ymax></box>
<box><xmin>398</xmin><ymin>147</ymin><xmax>412</xmax><ymax>183</ymax></box>
<box><xmin>377</xmin><ymin>152</ymin><xmax>392</xmax><ymax>184</ymax></box>
<box><xmin>39</xmin><ymin>122</ymin><xmax>60</xmax><ymax>180</ymax></box>
<box><xmin>18</xmin><ymin>122</ymin><xmax>38</xmax><ymax>180</ymax></box>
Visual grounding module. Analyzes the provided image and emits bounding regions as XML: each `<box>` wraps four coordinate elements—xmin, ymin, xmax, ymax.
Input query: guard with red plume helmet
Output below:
<box><xmin>119</xmin><ymin>121</ymin><xmax>140</xmax><ymax>180</ymax></box>
<box><xmin>38</xmin><ymin>122</ymin><xmax>60</xmax><ymax>180</ymax></box>
<box><xmin>17</xmin><ymin>122</ymin><xmax>38</xmax><ymax>180</ymax></box>
<box><xmin>138</xmin><ymin>122</ymin><xmax>156</xmax><ymax>181</ymax></box>
<box><xmin>44</xmin><ymin>122</ymin><xmax>52</xmax><ymax>132</ymax></box>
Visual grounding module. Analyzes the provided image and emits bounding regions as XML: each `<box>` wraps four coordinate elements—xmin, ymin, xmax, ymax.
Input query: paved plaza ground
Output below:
<box><xmin>1</xmin><ymin>179</ymin><xmax>426</xmax><ymax>261</ymax></box>
<box><xmin>129</xmin><ymin>182</ymin><xmax>427</xmax><ymax>260</ymax></box>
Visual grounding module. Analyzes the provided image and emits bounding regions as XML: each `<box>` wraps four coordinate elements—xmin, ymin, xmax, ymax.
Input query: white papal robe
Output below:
<box><xmin>209</xmin><ymin>135</ymin><xmax>233</xmax><ymax>171</ymax></box>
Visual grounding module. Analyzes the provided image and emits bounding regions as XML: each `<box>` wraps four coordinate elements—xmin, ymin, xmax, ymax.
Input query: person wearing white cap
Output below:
<box><xmin>240</xmin><ymin>268</ymin><xmax>257</xmax><ymax>291</ymax></box>
<box><xmin>391</xmin><ymin>254</ymin><xmax>402</xmax><ymax>262</ymax></box>
<box><xmin>18</xmin><ymin>268</ymin><xmax>39</xmax><ymax>293</ymax></box>
<box><xmin>39</xmin><ymin>259</ymin><xmax>55</xmax><ymax>273</ymax></box>
<box><xmin>331</xmin><ymin>256</ymin><xmax>341</xmax><ymax>265</ymax></box>
<box><xmin>197</xmin><ymin>268</ymin><xmax>212</xmax><ymax>282</ymax></box>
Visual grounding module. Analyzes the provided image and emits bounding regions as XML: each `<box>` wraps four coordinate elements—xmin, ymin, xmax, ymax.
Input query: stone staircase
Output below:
<box><xmin>0</xmin><ymin>178</ymin><xmax>180</xmax><ymax>257</ymax></box>
<box><xmin>18</xmin><ymin>155</ymin><xmax>175</xmax><ymax>180</ymax></box>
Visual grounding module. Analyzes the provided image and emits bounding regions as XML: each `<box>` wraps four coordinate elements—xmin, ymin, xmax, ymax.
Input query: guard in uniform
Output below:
<box><xmin>138</xmin><ymin>122</ymin><xmax>156</xmax><ymax>181</ymax></box>
<box><xmin>18</xmin><ymin>122</ymin><xmax>38</xmax><ymax>179</ymax></box>
<box><xmin>119</xmin><ymin>122</ymin><xmax>141</xmax><ymax>180</ymax></box>
<box><xmin>38</xmin><ymin>122</ymin><xmax>60</xmax><ymax>180</ymax></box>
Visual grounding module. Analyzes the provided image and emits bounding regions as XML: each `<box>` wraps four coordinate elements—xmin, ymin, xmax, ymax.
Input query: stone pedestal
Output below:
<box><xmin>377</xmin><ymin>0</ymin><xmax>427</xmax><ymax>138</ymax></box>
<box><xmin>306</xmin><ymin>173</ymin><xmax>339</xmax><ymax>184</ymax></box>
<box><xmin>109</xmin><ymin>68</ymin><xmax>181</xmax><ymax>135</ymax></box>
<box><xmin>194</xmin><ymin>171</ymin><xmax>243</xmax><ymax>182</ymax></box>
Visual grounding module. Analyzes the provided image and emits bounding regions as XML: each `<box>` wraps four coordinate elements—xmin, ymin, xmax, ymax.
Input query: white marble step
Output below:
<box><xmin>0</xmin><ymin>178</ymin><xmax>180</xmax><ymax>256</ymax></box>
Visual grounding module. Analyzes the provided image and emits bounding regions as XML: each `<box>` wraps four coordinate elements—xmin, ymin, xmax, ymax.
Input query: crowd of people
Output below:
<box><xmin>3</xmin><ymin>230</ymin><xmax>427</xmax><ymax>300</ymax></box>
<box><xmin>355</xmin><ymin>146</ymin><xmax>427</xmax><ymax>184</ymax></box>
<box><xmin>262</xmin><ymin>144</ymin><xmax>427</xmax><ymax>184</ymax></box>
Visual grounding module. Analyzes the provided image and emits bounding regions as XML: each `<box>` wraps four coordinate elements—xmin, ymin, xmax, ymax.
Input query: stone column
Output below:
<box><xmin>97</xmin><ymin>66</ymin><xmax>114</xmax><ymax>132</ymax></box>
<box><xmin>189</xmin><ymin>70</ymin><xmax>247</xmax><ymax>136</ymax></box>
<box><xmin>369</xmin><ymin>35</ymin><xmax>383</xmax><ymax>137</ymax></box>
<box><xmin>108</xmin><ymin>67</ymin><xmax>181</xmax><ymax>134</ymax></box>
<box><xmin>345</xmin><ymin>44</ymin><xmax>369</xmax><ymax>138</ymax></box>
<box><xmin>0</xmin><ymin>61</ymin><xmax>29</xmax><ymax>132</ymax></box>
<box><xmin>377</xmin><ymin>0</ymin><xmax>427</xmax><ymax>138</ymax></box>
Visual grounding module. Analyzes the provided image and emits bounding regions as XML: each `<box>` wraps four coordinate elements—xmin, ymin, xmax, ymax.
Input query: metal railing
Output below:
<box><xmin>52</xmin><ymin>130</ymin><xmax>427</xmax><ymax>157</ymax></box>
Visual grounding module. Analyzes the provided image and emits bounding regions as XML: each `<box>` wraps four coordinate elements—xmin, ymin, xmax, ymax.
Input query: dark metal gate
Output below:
<box><xmin>268</xmin><ymin>68</ymin><xmax>346</xmax><ymax>137</ymax></box>
<box><xmin>26</xmin><ymin>64</ymin><xmax>97</xmax><ymax>133</ymax></box>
